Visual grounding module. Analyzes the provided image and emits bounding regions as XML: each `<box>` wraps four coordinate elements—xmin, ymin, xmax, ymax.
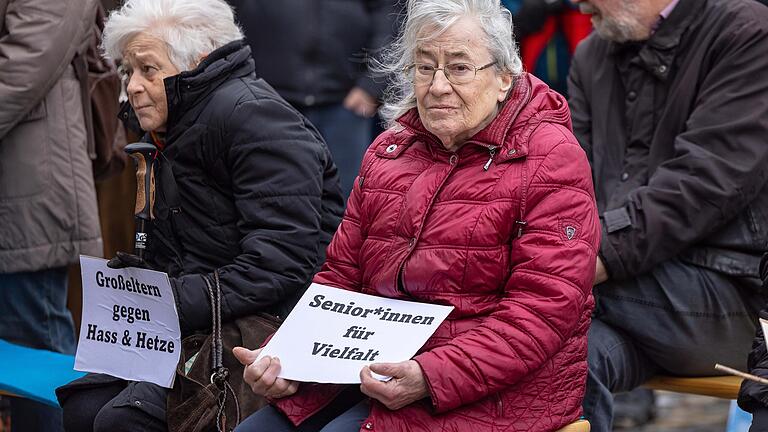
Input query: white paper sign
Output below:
<box><xmin>258</xmin><ymin>283</ymin><xmax>453</xmax><ymax>384</ymax></box>
<box><xmin>75</xmin><ymin>256</ymin><xmax>181</xmax><ymax>388</ymax></box>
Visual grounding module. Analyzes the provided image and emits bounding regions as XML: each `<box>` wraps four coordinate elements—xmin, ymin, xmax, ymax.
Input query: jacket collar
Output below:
<box><xmin>164</xmin><ymin>40</ymin><xmax>254</xmax><ymax>131</ymax></box>
<box><xmin>610</xmin><ymin>0</ymin><xmax>701</xmax><ymax>80</ymax></box>
<box><xmin>394</xmin><ymin>75</ymin><xmax>533</xmax><ymax>161</ymax></box>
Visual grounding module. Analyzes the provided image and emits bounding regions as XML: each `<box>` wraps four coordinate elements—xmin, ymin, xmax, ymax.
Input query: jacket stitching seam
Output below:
<box><xmin>528</xmin><ymin>139</ymin><xmax>570</xmax><ymax>184</ymax></box>
<box><xmin>431</xmin><ymin>198</ymin><xmax>517</xmax><ymax>205</ymax></box>
<box><xmin>527</xmin><ymin>183</ymin><xmax>594</xmax><ymax>200</ymax></box>
<box><xmin>513</xmin><ymin>268</ymin><xmax>585</xmax><ymax>297</ymax></box>
<box><xmin>521</xmin><ymin>229</ymin><xmax>599</xmax><ymax>255</ymax></box>
<box><xmin>413</xmin><ymin>244</ymin><xmax>507</xmax><ymax>251</ymax></box>
<box><xmin>598</xmin><ymin>294</ymin><xmax>754</xmax><ymax>317</ymax></box>
<box><xmin>505</xmin><ymin>299</ymin><xmax>565</xmax><ymax>341</ymax></box>
<box><xmin>477</xmin><ymin>319</ymin><xmax>532</xmax><ymax>372</ymax></box>
<box><xmin>447</xmin><ymin>342</ymin><xmax>493</xmax><ymax>396</ymax></box>
<box><xmin>358</xmin><ymin>188</ymin><xmax>406</xmax><ymax>196</ymax></box>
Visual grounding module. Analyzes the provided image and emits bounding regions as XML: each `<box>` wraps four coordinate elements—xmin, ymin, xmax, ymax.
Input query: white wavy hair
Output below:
<box><xmin>378</xmin><ymin>0</ymin><xmax>523</xmax><ymax>126</ymax></box>
<box><xmin>101</xmin><ymin>0</ymin><xmax>244</xmax><ymax>71</ymax></box>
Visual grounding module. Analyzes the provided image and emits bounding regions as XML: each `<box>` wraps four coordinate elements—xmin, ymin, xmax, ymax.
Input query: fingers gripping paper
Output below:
<box><xmin>258</xmin><ymin>283</ymin><xmax>453</xmax><ymax>384</ymax></box>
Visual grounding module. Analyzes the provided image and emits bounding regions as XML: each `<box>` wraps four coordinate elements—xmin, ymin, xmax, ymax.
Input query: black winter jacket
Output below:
<box><xmin>227</xmin><ymin>0</ymin><xmax>399</xmax><ymax>108</ymax></box>
<box><xmin>139</xmin><ymin>41</ymin><xmax>344</xmax><ymax>333</ymax></box>
<box><xmin>568</xmin><ymin>0</ymin><xmax>768</xmax><ymax>280</ymax></box>
<box><xmin>739</xmin><ymin>254</ymin><xmax>768</xmax><ymax>413</ymax></box>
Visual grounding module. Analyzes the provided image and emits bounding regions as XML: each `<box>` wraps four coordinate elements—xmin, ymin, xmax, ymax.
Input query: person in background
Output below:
<box><xmin>233</xmin><ymin>0</ymin><xmax>600</xmax><ymax>431</ymax></box>
<box><xmin>0</xmin><ymin>0</ymin><xmax>101</xmax><ymax>430</ymax></box>
<box><xmin>501</xmin><ymin>0</ymin><xmax>592</xmax><ymax>96</ymax></box>
<box><xmin>226</xmin><ymin>0</ymin><xmax>400</xmax><ymax>199</ymax></box>
<box><xmin>56</xmin><ymin>0</ymin><xmax>344</xmax><ymax>430</ymax></box>
<box><xmin>567</xmin><ymin>0</ymin><xmax>768</xmax><ymax>431</ymax></box>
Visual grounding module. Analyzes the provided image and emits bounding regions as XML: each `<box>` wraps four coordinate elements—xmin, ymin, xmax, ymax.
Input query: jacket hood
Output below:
<box><xmin>396</xmin><ymin>73</ymin><xmax>572</xmax><ymax>161</ymax></box>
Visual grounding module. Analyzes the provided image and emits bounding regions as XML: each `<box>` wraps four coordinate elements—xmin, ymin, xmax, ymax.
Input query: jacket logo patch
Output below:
<box><xmin>565</xmin><ymin>226</ymin><xmax>576</xmax><ymax>240</ymax></box>
<box><xmin>559</xmin><ymin>218</ymin><xmax>582</xmax><ymax>247</ymax></box>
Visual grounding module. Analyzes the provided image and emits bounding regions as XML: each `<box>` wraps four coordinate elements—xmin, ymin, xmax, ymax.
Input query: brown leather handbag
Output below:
<box><xmin>166</xmin><ymin>271</ymin><xmax>280</xmax><ymax>432</ymax></box>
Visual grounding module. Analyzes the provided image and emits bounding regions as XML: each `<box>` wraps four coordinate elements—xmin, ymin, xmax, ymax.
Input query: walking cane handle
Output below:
<box><xmin>125</xmin><ymin>142</ymin><xmax>158</xmax><ymax>258</ymax></box>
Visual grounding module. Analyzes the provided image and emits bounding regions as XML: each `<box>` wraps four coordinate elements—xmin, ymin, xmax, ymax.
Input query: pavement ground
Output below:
<box><xmin>618</xmin><ymin>392</ymin><xmax>730</xmax><ymax>432</ymax></box>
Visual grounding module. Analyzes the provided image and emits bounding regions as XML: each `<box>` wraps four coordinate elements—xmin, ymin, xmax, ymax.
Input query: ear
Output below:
<box><xmin>497</xmin><ymin>72</ymin><xmax>513</xmax><ymax>102</ymax></box>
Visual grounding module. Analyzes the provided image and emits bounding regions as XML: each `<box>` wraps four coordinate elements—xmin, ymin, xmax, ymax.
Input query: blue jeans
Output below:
<box><xmin>235</xmin><ymin>388</ymin><xmax>368</xmax><ymax>432</ymax></box>
<box><xmin>0</xmin><ymin>267</ymin><xmax>75</xmax><ymax>432</ymax></box>
<box><xmin>583</xmin><ymin>259</ymin><xmax>762</xmax><ymax>432</ymax></box>
<box><xmin>300</xmin><ymin>104</ymin><xmax>373</xmax><ymax>200</ymax></box>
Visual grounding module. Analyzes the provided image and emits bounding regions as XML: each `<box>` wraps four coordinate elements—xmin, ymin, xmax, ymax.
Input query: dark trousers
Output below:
<box><xmin>583</xmin><ymin>259</ymin><xmax>762</xmax><ymax>432</ymax></box>
<box><xmin>0</xmin><ymin>267</ymin><xmax>74</xmax><ymax>432</ymax></box>
<box><xmin>60</xmin><ymin>379</ymin><xmax>167</xmax><ymax>432</ymax></box>
<box><xmin>235</xmin><ymin>388</ymin><xmax>368</xmax><ymax>432</ymax></box>
<box><xmin>752</xmin><ymin>408</ymin><xmax>768</xmax><ymax>431</ymax></box>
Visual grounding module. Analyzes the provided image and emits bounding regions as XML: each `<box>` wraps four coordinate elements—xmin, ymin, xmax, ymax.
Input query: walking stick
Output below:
<box><xmin>124</xmin><ymin>142</ymin><xmax>158</xmax><ymax>260</ymax></box>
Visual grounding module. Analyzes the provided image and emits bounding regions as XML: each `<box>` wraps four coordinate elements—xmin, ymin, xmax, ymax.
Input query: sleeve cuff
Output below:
<box><xmin>599</xmin><ymin>223</ymin><xmax>628</xmax><ymax>281</ymax></box>
<box><xmin>413</xmin><ymin>351</ymin><xmax>463</xmax><ymax>414</ymax></box>
<box><xmin>603</xmin><ymin>207</ymin><xmax>632</xmax><ymax>233</ymax></box>
<box><xmin>172</xmin><ymin>275</ymin><xmax>212</xmax><ymax>334</ymax></box>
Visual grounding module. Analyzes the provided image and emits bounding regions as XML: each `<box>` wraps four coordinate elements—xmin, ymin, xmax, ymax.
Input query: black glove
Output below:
<box><xmin>107</xmin><ymin>251</ymin><xmax>150</xmax><ymax>269</ymax></box>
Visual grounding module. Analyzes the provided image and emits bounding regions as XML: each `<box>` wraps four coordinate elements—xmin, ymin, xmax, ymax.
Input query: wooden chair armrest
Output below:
<box><xmin>557</xmin><ymin>419</ymin><xmax>590</xmax><ymax>432</ymax></box>
<box><xmin>644</xmin><ymin>375</ymin><xmax>743</xmax><ymax>399</ymax></box>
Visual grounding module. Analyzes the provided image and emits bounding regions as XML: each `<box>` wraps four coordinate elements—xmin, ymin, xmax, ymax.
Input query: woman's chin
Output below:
<box><xmin>424</xmin><ymin>120</ymin><xmax>460</xmax><ymax>139</ymax></box>
<box><xmin>138</xmin><ymin>118</ymin><xmax>165</xmax><ymax>133</ymax></box>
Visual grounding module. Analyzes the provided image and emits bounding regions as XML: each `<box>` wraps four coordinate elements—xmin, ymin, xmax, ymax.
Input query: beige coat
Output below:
<box><xmin>0</xmin><ymin>0</ymin><xmax>102</xmax><ymax>273</ymax></box>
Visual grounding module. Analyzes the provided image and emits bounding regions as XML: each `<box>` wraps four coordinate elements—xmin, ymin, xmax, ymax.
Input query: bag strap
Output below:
<box><xmin>205</xmin><ymin>271</ymin><xmax>224</xmax><ymax>377</ymax></box>
<box><xmin>203</xmin><ymin>270</ymin><xmax>240</xmax><ymax>431</ymax></box>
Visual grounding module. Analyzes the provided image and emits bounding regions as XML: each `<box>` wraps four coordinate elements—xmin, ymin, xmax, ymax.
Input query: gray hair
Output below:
<box><xmin>102</xmin><ymin>0</ymin><xmax>244</xmax><ymax>71</ymax></box>
<box><xmin>377</xmin><ymin>0</ymin><xmax>523</xmax><ymax>126</ymax></box>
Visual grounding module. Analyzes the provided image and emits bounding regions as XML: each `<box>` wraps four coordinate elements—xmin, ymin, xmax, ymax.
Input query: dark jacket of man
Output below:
<box><xmin>0</xmin><ymin>0</ymin><xmax>102</xmax><ymax>272</ymax></box>
<box><xmin>568</xmin><ymin>0</ymin><xmax>768</xmax><ymax>281</ymax></box>
<box><xmin>138</xmin><ymin>41</ymin><xmax>345</xmax><ymax>333</ymax></box>
<box><xmin>227</xmin><ymin>0</ymin><xmax>398</xmax><ymax>108</ymax></box>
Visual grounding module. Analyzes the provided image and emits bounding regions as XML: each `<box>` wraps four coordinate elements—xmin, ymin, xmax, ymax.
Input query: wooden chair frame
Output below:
<box><xmin>644</xmin><ymin>375</ymin><xmax>742</xmax><ymax>399</ymax></box>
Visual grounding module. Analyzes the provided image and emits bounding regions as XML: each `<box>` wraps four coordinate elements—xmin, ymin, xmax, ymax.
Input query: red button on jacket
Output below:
<box><xmin>274</xmin><ymin>74</ymin><xmax>600</xmax><ymax>432</ymax></box>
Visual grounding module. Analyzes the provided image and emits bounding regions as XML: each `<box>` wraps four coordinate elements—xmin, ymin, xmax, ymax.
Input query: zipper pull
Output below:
<box><xmin>515</xmin><ymin>220</ymin><xmax>527</xmax><ymax>238</ymax></box>
<box><xmin>483</xmin><ymin>146</ymin><xmax>497</xmax><ymax>171</ymax></box>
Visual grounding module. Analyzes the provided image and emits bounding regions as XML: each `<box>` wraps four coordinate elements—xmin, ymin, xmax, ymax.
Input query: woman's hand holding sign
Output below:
<box><xmin>233</xmin><ymin>347</ymin><xmax>299</xmax><ymax>399</ymax></box>
<box><xmin>360</xmin><ymin>360</ymin><xmax>429</xmax><ymax>410</ymax></box>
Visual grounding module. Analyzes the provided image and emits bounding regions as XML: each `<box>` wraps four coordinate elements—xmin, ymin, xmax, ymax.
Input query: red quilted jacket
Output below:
<box><xmin>274</xmin><ymin>74</ymin><xmax>600</xmax><ymax>431</ymax></box>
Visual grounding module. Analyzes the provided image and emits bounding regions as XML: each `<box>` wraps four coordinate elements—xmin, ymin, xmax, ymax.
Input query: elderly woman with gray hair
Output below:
<box><xmin>56</xmin><ymin>0</ymin><xmax>344</xmax><ymax>430</ymax></box>
<box><xmin>232</xmin><ymin>0</ymin><xmax>600</xmax><ymax>431</ymax></box>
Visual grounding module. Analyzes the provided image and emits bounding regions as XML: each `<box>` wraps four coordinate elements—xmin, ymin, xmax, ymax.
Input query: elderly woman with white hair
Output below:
<box><xmin>56</xmin><ymin>0</ymin><xmax>344</xmax><ymax>430</ymax></box>
<box><xmin>232</xmin><ymin>0</ymin><xmax>600</xmax><ymax>431</ymax></box>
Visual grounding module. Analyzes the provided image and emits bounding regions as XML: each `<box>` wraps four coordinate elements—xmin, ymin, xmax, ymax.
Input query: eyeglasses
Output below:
<box><xmin>404</xmin><ymin>61</ymin><xmax>497</xmax><ymax>86</ymax></box>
